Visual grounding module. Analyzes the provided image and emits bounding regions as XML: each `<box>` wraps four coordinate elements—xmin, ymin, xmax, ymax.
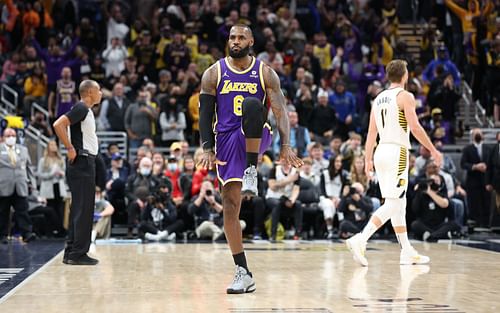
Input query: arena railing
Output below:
<box><xmin>0</xmin><ymin>84</ymin><xmax>18</xmax><ymax>113</ymax></box>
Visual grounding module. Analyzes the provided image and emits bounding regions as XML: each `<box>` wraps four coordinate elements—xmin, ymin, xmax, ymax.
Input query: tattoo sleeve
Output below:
<box><xmin>265</xmin><ymin>65</ymin><xmax>290</xmax><ymax>145</ymax></box>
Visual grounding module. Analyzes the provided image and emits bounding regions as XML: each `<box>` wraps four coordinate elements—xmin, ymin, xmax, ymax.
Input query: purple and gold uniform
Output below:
<box><xmin>214</xmin><ymin>57</ymin><xmax>272</xmax><ymax>185</ymax></box>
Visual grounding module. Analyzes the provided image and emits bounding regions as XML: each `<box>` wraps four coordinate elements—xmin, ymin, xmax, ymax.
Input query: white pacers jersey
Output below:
<box><xmin>373</xmin><ymin>87</ymin><xmax>410</xmax><ymax>198</ymax></box>
<box><xmin>373</xmin><ymin>87</ymin><xmax>410</xmax><ymax>148</ymax></box>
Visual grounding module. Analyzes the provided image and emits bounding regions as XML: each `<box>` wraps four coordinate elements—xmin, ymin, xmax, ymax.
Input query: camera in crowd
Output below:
<box><xmin>348</xmin><ymin>186</ymin><xmax>359</xmax><ymax>196</ymax></box>
<box><xmin>205</xmin><ymin>189</ymin><xmax>212</xmax><ymax>196</ymax></box>
<box><xmin>416</xmin><ymin>178</ymin><xmax>440</xmax><ymax>192</ymax></box>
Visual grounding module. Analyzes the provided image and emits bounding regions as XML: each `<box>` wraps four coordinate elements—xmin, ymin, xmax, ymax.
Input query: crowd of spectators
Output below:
<box><xmin>0</xmin><ymin>0</ymin><xmax>499</xmax><ymax>243</ymax></box>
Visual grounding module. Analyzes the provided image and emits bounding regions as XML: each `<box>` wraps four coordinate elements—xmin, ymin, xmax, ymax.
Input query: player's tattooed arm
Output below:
<box><xmin>198</xmin><ymin>64</ymin><xmax>218</xmax><ymax>169</ymax></box>
<box><xmin>264</xmin><ymin>64</ymin><xmax>304</xmax><ymax>168</ymax></box>
<box><xmin>264</xmin><ymin>65</ymin><xmax>290</xmax><ymax>145</ymax></box>
<box><xmin>200</xmin><ymin>63</ymin><xmax>217</xmax><ymax>96</ymax></box>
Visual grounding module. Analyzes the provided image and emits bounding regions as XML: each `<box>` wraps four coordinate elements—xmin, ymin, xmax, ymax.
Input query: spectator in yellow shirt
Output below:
<box><xmin>23</xmin><ymin>64</ymin><xmax>47</xmax><ymax>117</ymax></box>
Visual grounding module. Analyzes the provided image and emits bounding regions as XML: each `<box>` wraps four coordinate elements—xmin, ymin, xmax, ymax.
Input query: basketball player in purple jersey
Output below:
<box><xmin>198</xmin><ymin>25</ymin><xmax>303</xmax><ymax>294</ymax></box>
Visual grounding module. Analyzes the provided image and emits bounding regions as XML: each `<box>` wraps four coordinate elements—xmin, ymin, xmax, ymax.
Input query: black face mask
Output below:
<box><xmin>474</xmin><ymin>133</ymin><xmax>482</xmax><ymax>143</ymax></box>
<box><xmin>229</xmin><ymin>45</ymin><xmax>250</xmax><ymax>59</ymax></box>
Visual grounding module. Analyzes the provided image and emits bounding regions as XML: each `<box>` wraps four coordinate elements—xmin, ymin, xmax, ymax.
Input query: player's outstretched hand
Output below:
<box><xmin>197</xmin><ymin>151</ymin><xmax>226</xmax><ymax>170</ymax></box>
<box><xmin>279</xmin><ymin>145</ymin><xmax>304</xmax><ymax>168</ymax></box>
<box><xmin>431</xmin><ymin>149</ymin><xmax>443</xmax><ymax>169</ymax></box>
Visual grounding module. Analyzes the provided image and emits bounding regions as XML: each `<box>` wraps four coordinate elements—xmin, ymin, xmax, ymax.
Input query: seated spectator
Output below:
<box><xmin>105</xmin><ymin>151</ymin><xmax>129</xmax><ymax>216</ymax></box>
<box><xmin>188</xmin><ymin>180</ymin><xmax>241</xmax><ymax>241</ymax></box>
<box><xmin>179</xmin><ymin>155</ymin><xmax>195</xmax><ymax>201</ymax></box>
<box><xmin>273</xmin><ymin>110</ymin><xmax>311</xmax><ymax>158</ymax></box>
<box><xmin>266</xmin><ymin>162</ymin><xmax>303</xmax><ymax>240</ymax></box>
<box><xmin>138</xmin><ymin>183</ymin><xmax>182</xmax><ymax>242</ymax></box>
<box><xmin>27</xmin><ymin>193</ymin><xmax>66</xmax><ymax>238</ymax></box>
<box><xmin>350</xmin><ymin>155</ymin><xmax>381</xmax><ymax>210</ymax></box>
<box><xmin>324</xmin><ymin>135</ymin><xmax>343</xmax><ymax>160</ymax></box>
<box><xmin>411</xmin><ymin>166</ymin><xmax>459</xmax><ymax>241</ymax></box>
<box><xmin>92</xmin><ymin>187</ymin><xmax>115</xmax><ymax>241</ymax></box>
<box><xmin>338</xmin><ymin>183</ymin><xmax>373</xmax><ymax>239</ymax></box>
<box><xmin>320</xmin><ymin>155</ymin><xmax>351</xmax><ymax>239</ymax></box>
<box><xmin>37</xmin><ymin>140</ymin><xmax>67</xmax><ymax>232</ymax></box>
<box><xmin>240</xmin><ymin>168</ymin><xmax>267</xmax><ymax>240</ymax></box>
<box><xmin>152</xmin><ymin>152</ymin><xmax>166</xmax><ymax>180</ymax></box>
<box><xmin>415</xmin><ymin>145</ymin><xmax>431</xmax><ymax>177</ymax></box>
<box><xmin>298</xmin><ymin>157</ymin><xmax>324</xmax><ymax>238</ymax></box>
<box><xmin>164</xmin><ymin>155</ymin><xmax>183</xmax><ymax>206</ymax></box>
<box><xmin>434</xmin><ymin>140</ymin><xmax>457</xmax><ymax>176</ymax></box>
<box><xmin>126</xmin><ymin>156</ymin><xmax>161</xmax><ymax>204</ymax></box>
<box><xmin>341</xmin><ymin>132</ymin><xmax>363</xmax><ymax>170</ymax></box>
<box><xmin>310</xmin><ymin>142</ymin><xmax>329</xmax><ymax>177</ymax></box>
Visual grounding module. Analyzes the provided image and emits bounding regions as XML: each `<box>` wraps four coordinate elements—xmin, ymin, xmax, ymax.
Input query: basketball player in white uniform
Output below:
<box><xmin>346</xmin><ymin>60</ymin><xmax>442</xmax><ymax>266</ymax></box>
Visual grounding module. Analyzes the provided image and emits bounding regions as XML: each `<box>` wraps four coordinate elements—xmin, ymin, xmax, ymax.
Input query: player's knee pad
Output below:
<box><xmin>242</xmin><ymin>97</ymin><xmax>265</xmax><ymax>137</ymax></box>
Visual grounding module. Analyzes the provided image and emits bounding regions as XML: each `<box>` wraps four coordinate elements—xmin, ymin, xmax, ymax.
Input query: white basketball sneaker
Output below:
<box><xmin>241</xmin><ymin>165</ymin><xmax>258</xmax><ymax>195</ymax></box>
<box><xmin>346</xmin><ymin>234</ymin><xmax>368</xmax><ymax>267</ymax></box>
<box><xmin>226</xmin><ymin>266</ymin><xmax>256</xmax><ymax>294</ymax></box>
<box><xmin>400</xmin><ymin>247</ymin><xmax>430</xmax><ymax>265</ymax></box>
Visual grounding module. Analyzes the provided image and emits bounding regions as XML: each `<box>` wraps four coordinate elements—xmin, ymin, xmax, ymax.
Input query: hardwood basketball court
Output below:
<box><xmin>0</xmin><ymin>240</ymin><xmax>499</xmax><ymax>313</ymax></box>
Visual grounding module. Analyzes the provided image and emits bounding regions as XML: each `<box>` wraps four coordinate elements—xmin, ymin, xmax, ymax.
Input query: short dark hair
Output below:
<box><xmin>385</xmin><ymin>59</ymin><xmax>407</xmax><ymax>83</ymax></box>
<box><xmin>79</xmin><ymin>80</ymin><xmax>98</xmax><ymax>97</ymax></box>
<box><xmin>311</xmin><ymin>142</ymin><xmax>323</xmax><ymax>150</ymax></box>
<box><xmin>231</xmin><ymin>24</ymin><xmax>253</xmax><ymax>37</ymax></box>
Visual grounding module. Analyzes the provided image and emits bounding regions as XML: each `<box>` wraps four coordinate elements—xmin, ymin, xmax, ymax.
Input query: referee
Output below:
<box><xmin>53</xmin><ymin>80</ymin><xmax>102</xmax><ymax>265</ymax></box>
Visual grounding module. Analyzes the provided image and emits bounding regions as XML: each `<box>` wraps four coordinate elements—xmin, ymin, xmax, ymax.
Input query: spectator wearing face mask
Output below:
<box><xmin>460</xmin><ymin>128</ymin><xmax>493</xmax><ymax>228</ymax></box>
<box><xmin>164</xmin><ymin>155</ymin><xmax>183</xmax><ymax>206</ymax></box>
<box><xmin>0</xmin><ymin>128</ymin><xmax>36</xmax><ymax>243</ymax></box>
<box><xmin>125</xmin><ymin>157</ymin><xmax>161</xmax><ymax>204</ymax></box>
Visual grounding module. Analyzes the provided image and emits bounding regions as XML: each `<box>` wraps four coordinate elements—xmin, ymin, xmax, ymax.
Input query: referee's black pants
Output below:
<box><xmin>65</xmin><ymin>155</ymin><xmax>96</xmax><ymax>259</ymax></box>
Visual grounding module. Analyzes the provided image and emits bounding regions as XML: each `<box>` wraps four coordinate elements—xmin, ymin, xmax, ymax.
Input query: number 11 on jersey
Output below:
<box><xmin>380</xmin><ymin>108</ymin><xmax>388</xmax><ymax>128</ymax></box>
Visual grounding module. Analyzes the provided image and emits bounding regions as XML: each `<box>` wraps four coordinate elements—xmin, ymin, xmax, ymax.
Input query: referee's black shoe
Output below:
<box><xmin>65</xmin><ymin>254</ymin><xmax>99</xmax><ymax>266</ymax></box>
<box><xmin>22</xmin><ymin>232</ymin><xmax>37</xmax><ymax>243</ymax></box>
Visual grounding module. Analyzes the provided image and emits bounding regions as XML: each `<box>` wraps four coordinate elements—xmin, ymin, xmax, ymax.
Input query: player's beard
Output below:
<box><xmin>229</xmin><ymin>44</ymin><xmax>250</xmax><ymax>59</ymax></box>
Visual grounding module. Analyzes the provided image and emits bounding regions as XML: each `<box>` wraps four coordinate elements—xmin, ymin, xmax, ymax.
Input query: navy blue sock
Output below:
<box><xmin>246</xmin><ymin>152</ymin><xmax>258</xmax><ymax>168</ymax></box>
<box><xmin>233</xmin><ymin>252</ymin><xmax>252</xmax><ymax>276</ymax></box>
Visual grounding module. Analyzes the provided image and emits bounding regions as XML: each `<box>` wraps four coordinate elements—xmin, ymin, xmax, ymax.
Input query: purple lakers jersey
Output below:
<box><xmin>215</xmin><ymin>57</ymin><xmax>266</xmax><ymax>133</ymax></box>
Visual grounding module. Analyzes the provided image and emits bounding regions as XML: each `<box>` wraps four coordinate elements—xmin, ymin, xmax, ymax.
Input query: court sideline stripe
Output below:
<box><xmin>0</xmin><ymin>250</ymin><xmax>63</xmax><ymax>304</ymax></box>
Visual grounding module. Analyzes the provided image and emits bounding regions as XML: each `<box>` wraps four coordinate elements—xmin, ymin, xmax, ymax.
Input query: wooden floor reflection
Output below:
<box><xmin>0</xmin><ymin>241</ymin><xmax>499</xmax><ymax>313</ymax></box>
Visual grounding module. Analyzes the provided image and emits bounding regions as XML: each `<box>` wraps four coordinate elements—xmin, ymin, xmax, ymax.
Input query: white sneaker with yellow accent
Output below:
<box><xmin>346</xmin><ymin>234</ymin><xmax>368</xmax><ymax>267</ymax></box>
<box><xmin>400</xmin><ymin>248</ymin><xmax>430</xmax><ymax>265</ymax></box>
